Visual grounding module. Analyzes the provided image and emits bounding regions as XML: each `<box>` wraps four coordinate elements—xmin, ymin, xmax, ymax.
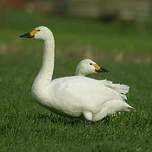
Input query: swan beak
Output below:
<box><xmin>93</xmin><ymin>64</ymin><xmax>109</xmax><ymax>73</ymax></box>
<box><xmin>100</xmin><ymin>67</ymin><xmax>109</xmax><ymax>73</ymax></box>
<box><xmin>20</xmin><ymin>32</ymin><xmax>33</xmax><ymax>38</ymax></box>
<box><xmin>19</xmin><ymin>29</ymin><xmax>37</xmax><ymax>38</ymax></box>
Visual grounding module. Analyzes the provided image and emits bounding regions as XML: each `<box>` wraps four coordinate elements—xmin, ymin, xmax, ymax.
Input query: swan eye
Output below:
<box><xmin>89</xmin><ymin>63</ymin><xmax>93</xmax><ymax>65</ymax></box>
<box><xmin>37</xmin><ymin>29</ymin><xmax>40</xmax><ymax>32</ymax></box>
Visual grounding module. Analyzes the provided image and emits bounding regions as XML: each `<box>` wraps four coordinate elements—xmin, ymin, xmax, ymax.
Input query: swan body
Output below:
<box><xmin>20</xmin><ymin>26</ymin><xmax>134</xmax><ymax>121</ymax></box>
<box><xmin>76</xmin><ymin>59</ymin><xmax>129</xmax><ymax>100</ymax></box>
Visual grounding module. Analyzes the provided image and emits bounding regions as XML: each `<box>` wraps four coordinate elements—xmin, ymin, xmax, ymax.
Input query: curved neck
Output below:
<box><xmin>37</xmin><ymin>35</ymin><xmax>55</xmax><ymax>83</ymax></box>
<box><xmin>75</xmin><ymin>68</ymin><xmax>85</xmax><ymax>76</ymax></box>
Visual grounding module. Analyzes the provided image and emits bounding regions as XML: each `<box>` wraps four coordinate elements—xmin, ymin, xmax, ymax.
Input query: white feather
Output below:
<box><xmin>75</xmin><ymin>59</ymin><xmax>130</xmax><ymax>100</ymax></box>
<box><xmin>21</xmin><ymin>26</ymin><xmax>134</xmax><ymax>122</ymax></box>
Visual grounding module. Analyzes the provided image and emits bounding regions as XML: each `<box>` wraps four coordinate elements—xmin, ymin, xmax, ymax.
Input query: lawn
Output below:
<box><xmin>0</xmin><ymin>10</ymin><xmax>152</xmax><ymax>152</ymax></box>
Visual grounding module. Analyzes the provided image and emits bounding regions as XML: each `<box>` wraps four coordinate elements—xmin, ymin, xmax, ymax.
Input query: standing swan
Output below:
<box><xmin>75</xmin><ymin>59</ymin><xmax>129</xmax><ymax>100</ymax></box>
<box><xmin>20</xmin><ymin>26</ymin><xmax>134</xmax><ymax>122</ymax></box>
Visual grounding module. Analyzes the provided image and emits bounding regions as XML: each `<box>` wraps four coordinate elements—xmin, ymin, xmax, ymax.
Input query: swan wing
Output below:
<box><xmin>101</xmin><ymin>79</ymin><xmax>130</xmax><ymax>95</ymax></box>
<box><xmin>50</xmin><ymin>76</ymin><xmax>123</xmax><ymax>113</ymax></box>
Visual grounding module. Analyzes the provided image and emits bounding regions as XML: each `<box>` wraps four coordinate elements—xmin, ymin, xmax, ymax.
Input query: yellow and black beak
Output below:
<box><xmin>98</xmin><ymin>67</ymin><xmax>109</xmax><ymax>73</ymax></box>
<box><xmin>93</xmin><ymin>64</ymin><xmax>109</xmax><ymax>73</ymax></box>
<box><xmin>19</xmin><ymin>29</ymin><xmax>38</xmax><ymax>38</ymax></box>
<box><xmin>20</xmin><ymin>32</ymin><xmax>34</xmax><ymax>38</ymax></box>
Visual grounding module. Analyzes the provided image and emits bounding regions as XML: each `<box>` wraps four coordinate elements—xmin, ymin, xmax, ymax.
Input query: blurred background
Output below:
<box><xmin>1</xmin><ymin>0</ymin><xmax>152</xmax><ymax>62</ymax></box>
<box><xmin>1</xmin><ymin>0</ymin><xmax>152</xmax><ymax>84</ymax></box>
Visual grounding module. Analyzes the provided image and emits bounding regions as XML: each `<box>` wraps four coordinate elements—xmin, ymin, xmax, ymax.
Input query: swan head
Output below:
<box><xmin>76</xmin><ymin>59</ymin><xmax>109</xmax><ymax>76</ymax></box>
<box><xmin>19</xmin><ymin>26</ymin><xmax>53</xmax><ymax>40</ymax></box>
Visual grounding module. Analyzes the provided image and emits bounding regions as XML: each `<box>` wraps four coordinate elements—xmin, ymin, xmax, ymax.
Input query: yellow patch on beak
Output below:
<box><xmin>93</xmin><ymin>64</ymin><xmax>101</xmax><ymax>71</ymax></box>
<box><xmin>30</xmin><ymin>29</ymin><xmax>38</xmax><ymax>37</ymax></box>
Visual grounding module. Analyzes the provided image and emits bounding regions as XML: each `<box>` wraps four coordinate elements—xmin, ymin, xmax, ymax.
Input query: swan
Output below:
<box><xmin>20</xmin><ymin>26</ymin><xmax>134</xmax><ymax>122</ymax></box>
<box><xmin>75</xmin><ymin>59</ymin><xmax>129</xmax><ymax>100</ymax></box>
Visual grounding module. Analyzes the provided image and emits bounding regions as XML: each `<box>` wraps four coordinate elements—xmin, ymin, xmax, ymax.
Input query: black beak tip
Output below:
<box><xmin>96</xmin><ymin>68</ymin><xmax>109</xmax><ymax>73</ymax></box>
<box><xmin>19</xmin><ymin>33</ymin><xmax>33</xmax><ymax>38</ymax></box>
<box><xmin>95</xmin><ymin>69</ymin><xmax>102</xmax><ymax>73</ymax></box>
<box><xmin>19</xmin><ymin>34</ymin><xmax>24</xmax><ymax>38</ymax></box>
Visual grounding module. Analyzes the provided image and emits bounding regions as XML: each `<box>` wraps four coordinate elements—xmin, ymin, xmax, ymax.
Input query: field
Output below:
<box><xmin>0</xmin><ymin>10</ymin><xmax>152</xmax><ymax>152</ymax></box>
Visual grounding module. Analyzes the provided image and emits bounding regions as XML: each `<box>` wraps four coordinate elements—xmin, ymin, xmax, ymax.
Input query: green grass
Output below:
<box><xmin>1</xmin><ymin>10</ymin><xmax>152</xmax><ymax>53</ymax></box>
<box><xmin>0</xmin><ymin>10</ymin><xmax>152</xmax><ymax>152</ymax></box>
<box><xmin>1</xmin><ymin>53</ymin><xmax>152</xmax><ymax>152</ymax></box>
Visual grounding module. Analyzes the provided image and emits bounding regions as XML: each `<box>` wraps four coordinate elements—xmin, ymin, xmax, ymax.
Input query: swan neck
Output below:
<box><xmin>75</xmin><ymin>69</ymin><xmax>85</xmax><ymax>76</ymax></box>
<box><xmin>39</xmin><ymin>36</ymin><xmax>55</xmax><ymax>81</ymax></box>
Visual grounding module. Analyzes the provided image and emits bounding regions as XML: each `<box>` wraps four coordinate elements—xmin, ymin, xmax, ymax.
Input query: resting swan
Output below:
<box><xmin>20</xmin><ymin>26</ymin><xmax>134</xmax><ymax>122</ymax></box>
<box><xmin>75</xmin><ymin>59</ymin><xmax>129</xmax><ymax>100</ymax></box>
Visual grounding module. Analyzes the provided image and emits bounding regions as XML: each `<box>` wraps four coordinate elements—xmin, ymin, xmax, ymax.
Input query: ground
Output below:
<box><xmin>0</xmin><ymin>10</ymin><xmax>152</xmax><ymax>152</ymax></box>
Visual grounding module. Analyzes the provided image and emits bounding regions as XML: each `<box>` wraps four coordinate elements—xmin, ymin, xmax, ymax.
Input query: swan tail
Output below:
<box><xmin>102</xmin><ymin>80</ymin><xmax>130</xmax><ymax>95</ymax></box>
<box><xmin>123</xmin><ymin>103</ymin><xmax>135</xmax><ymax>112</ymax></box>
<box><xmin>120</xmin><ymin>94</ymin><xmax>127</xmax><ymax>100</ymax></box>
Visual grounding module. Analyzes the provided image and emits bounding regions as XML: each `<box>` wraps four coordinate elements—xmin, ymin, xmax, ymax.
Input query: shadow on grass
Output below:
<box><xmin>25</xmin><ymin>111</ymin><xmax>113</xmax><ymax>127</ymax></box>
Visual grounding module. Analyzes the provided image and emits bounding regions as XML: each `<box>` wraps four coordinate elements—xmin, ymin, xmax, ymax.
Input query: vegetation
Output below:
<box><xmin>0</xmin><ymin>10</ymin><xmax>152</xmax><ymax>152</ymax></box>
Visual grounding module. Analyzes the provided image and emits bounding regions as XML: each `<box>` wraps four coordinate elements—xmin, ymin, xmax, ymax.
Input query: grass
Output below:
<box><xmin>1</xmin><ymin>10</ymin><xmax>152</xmax><ymax>54</ymax></box>
<box><xmin>0</xmin><ymin>10</ymin><xmax>152</xmax><ymax>152</ymax></box>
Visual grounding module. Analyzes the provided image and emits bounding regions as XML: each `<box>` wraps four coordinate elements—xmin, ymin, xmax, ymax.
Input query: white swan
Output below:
<box><xmin>75</xmin><ymin>59</ymin><xmax>129</xmax><ymax>100</ymax></box>
<box><xmin>20</xmin><ymin>26</ymin><xmax>134</xmax><ymax>122</ymax></box>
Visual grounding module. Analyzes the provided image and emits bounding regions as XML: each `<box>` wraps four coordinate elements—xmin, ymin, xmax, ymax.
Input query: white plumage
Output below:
<box><xmin>75</xmin><ymin>59</ymin><xmax>129</xmax><ymax>100</ymax></box>
<box><xmin>20</xmin><ymin>26</ymin><xmax>134</xmax><ymax>121</ymax></box>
